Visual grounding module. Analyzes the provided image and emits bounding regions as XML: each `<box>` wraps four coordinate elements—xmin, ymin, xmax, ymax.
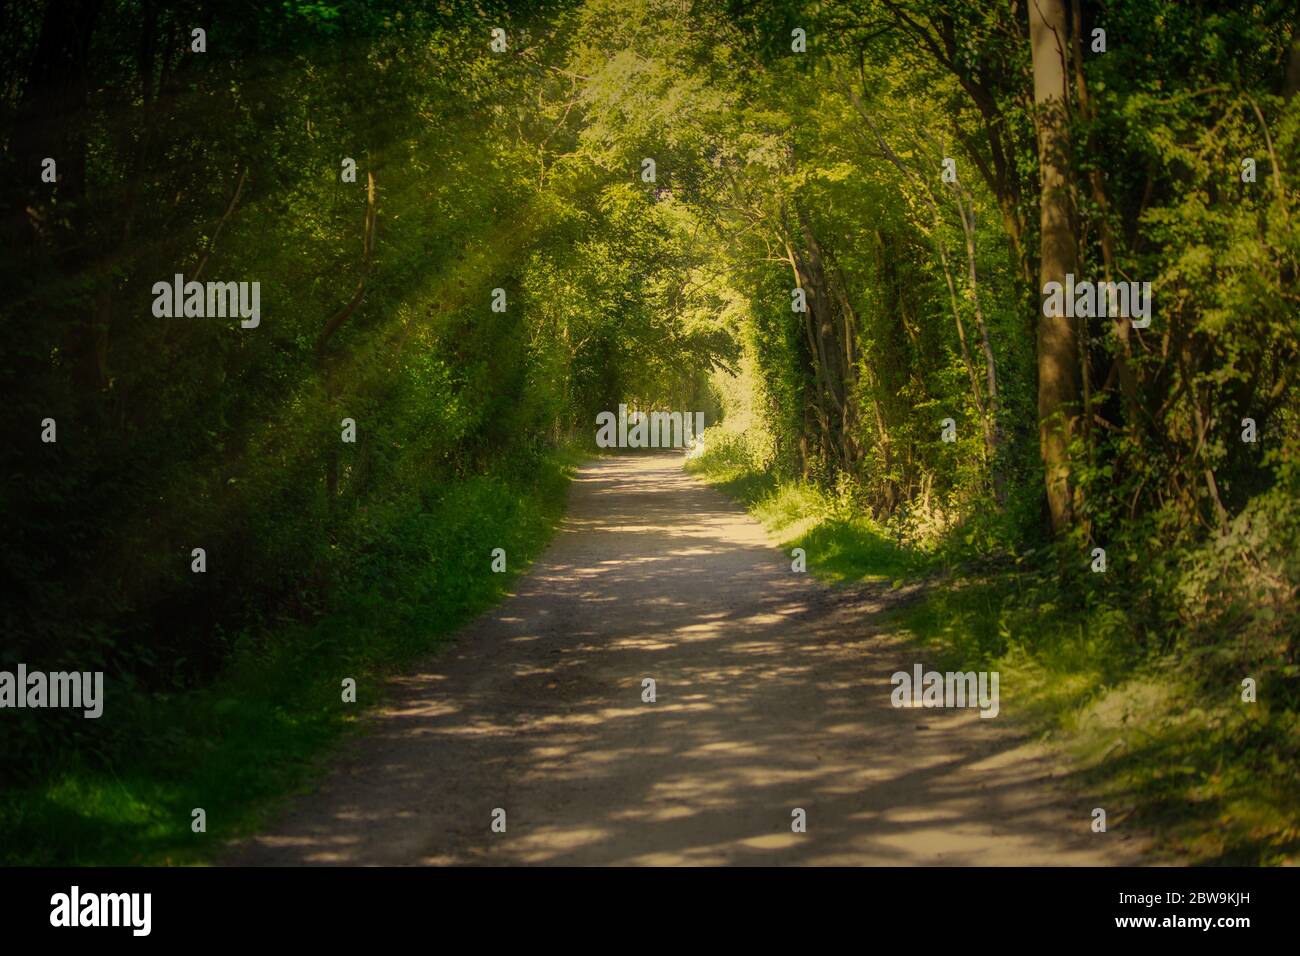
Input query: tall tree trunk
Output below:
<box><xmin>783</xmin><ymin>219</ymin><xmax>850</xmax><ymax>474</ymax></box>
<box><xmin>1029</xmin><ymin>0</ymin><xmax>1082</xmax><ymax>535</ymax></box>
<box><xmin>948</xmin><ymin>172</ymin><xmax>1006</xmax><ymax>502</ymax></box>
<box><xmin>799</xmin><ymin>211</ymin><xmax>857</xmax><ymax>472</ymax></box>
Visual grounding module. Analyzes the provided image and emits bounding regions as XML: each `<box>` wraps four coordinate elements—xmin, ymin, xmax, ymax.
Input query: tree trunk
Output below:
<box><xmin>783</xmin><ymin>221</ymin><xmax>849</xmax><ymax>474</ymax></box>
<box><xmin>1029</xmin><ymin>0</ymin><xmax>1082</xmax><ymax>535</ymax></box>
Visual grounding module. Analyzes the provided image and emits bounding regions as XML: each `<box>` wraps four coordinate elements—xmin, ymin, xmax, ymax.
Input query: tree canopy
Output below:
<box><xmin>2</xmin><ymin>0</ymin><xmax>1298</xmax><ymax>859</ymax></box>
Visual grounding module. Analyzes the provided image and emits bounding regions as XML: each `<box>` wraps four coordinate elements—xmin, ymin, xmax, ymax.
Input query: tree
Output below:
<box><xmin>1028</xmin><ymin>0</ymin><xmax>1081</xmax><ymax>534</ymax></box>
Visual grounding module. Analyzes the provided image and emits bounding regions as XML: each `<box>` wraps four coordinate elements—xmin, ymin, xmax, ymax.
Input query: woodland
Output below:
<box><xmin>1</xmin><ymin>0</ymin><xmax>1297</xmax><ymax>864</ymax></box>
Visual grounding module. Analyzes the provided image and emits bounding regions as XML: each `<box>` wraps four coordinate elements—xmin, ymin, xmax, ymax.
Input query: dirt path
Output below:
<box><xmin>224</xmin><ymin>453</ymin><xmax>1146</xmax><ymax>865</ymax></box>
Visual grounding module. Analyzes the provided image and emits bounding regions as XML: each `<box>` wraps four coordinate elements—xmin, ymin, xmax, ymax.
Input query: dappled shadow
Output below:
<box><xmin>224</xmin><ymin>453</ymin><xmax>1146</xmax><ymax>866</ymax></box>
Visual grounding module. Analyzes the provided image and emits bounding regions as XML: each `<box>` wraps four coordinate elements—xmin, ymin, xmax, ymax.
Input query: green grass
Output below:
<box><xmin>687</xmin><ymin>437</ymin><xmax>1300</xmax><ymax>865</ymax></box>
<box><xmin>0</xmin><ymin>454</ymin><xmax>574</xmax><ymax>866</ymax></box>
<box><xmin>692</xmin><ymin>448</ymin><xmax>924</xmax><ymax>584</ymax></box>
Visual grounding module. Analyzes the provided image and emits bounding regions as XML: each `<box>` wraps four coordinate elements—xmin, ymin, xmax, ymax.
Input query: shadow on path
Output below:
<box><xmin>224</xmin><ymin>453</ymin><xmax>1146</xmax><ymax>865</ymax></box>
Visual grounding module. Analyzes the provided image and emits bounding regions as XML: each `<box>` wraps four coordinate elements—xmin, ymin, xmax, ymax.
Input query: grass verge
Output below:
<box><xmin>687</xmin><ymin>439</ymin><xmax>1299</xmax><ymax>865</ymax></box>
<box><xmin>0</xmin><ymin>453</ymin><xmax>574</xmax><ymax>866</ymax></box>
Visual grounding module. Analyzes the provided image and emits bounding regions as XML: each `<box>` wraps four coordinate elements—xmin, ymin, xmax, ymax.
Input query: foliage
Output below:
<box><xmin>2</xmin><ymin>0</ymin><xmax>1298</xmax><ymax>864</ymax></box>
